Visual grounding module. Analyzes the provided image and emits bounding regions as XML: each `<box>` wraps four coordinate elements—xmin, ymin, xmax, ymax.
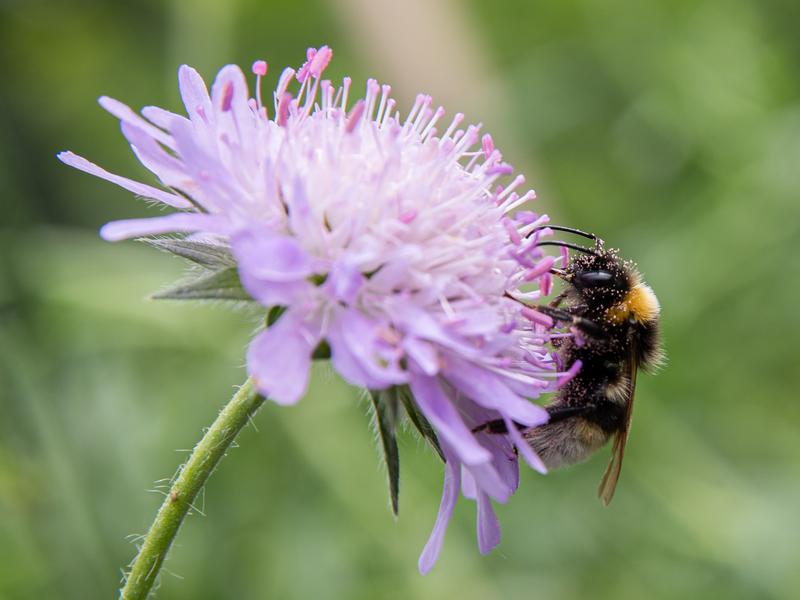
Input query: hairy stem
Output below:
<box><xmin>120</xmin><ymin>378</ymin><xmax>264</xmax><ymax>599</ymax></box>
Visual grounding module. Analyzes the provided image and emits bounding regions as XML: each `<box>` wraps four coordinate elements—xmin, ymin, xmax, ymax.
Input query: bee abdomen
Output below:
<box><xmin>635</xmin><ymin>319</ymin><xmax>664</xmax><ymax>372</ymax></box>
<box><xmin>524</xmin><ymin>418</ymin><xmax>609</xmax><ymax>469</ymax></box>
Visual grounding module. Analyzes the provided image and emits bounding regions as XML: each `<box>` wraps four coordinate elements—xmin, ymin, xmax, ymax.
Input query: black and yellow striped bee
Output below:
<box><xmin>481</xmin><ymin>226</ymin><xmax>664</xmax><ymax>504</ymax></box>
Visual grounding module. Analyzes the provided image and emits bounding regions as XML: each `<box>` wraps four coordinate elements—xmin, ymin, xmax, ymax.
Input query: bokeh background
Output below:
<box><xmin>2</xmin><ymin>0</ymin><xmax>799</xmax><ymax>598</ymax></box>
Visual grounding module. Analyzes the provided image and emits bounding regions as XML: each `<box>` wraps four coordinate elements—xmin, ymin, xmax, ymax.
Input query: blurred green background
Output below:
<box><xmin>2</xmin><ymin>0</ymin><xmax>799</xmax><ymax>598</ymax></box>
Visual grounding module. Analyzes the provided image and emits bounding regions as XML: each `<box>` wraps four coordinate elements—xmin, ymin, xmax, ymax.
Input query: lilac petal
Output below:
<box><xmin>395</xmin><ymin>304</ymin><xmax>481</xmax><ymax>360</ymax></box>
<box><xmin>504</xmin><ymin>416</ymin><xmax>547</xmax><ymax>474</ymax></box>
<box><xmin>443</xmin><ymin>356</ymin><xmax>549</xmax><ymax>427</ymax></box>
<box><xmin>408</xmin><ymin>371</ymin><xmax>491</xmax><ymax>465</ymax></box>
<box><xmin>238</xmin><ymin>275</ymin><xmax>312</xmax><ymax>307</ymax></box>
<box><xmin>120</xmin><ymin>122</ymin><xmax>188</xmax><ymax>190</ymax></box>
<box><xmin>286</xmin><ymin>176</ymin><xmax>316</xmax><ymax>240</ymax></box>
<box><xmin>210</xmin><ymin>65</ymin><xmax>255</xmax><ymax>147</ymax></box>
<box><xmin>325</xmin><ymin>259</ymin><xmax>364</xmax><ymax>305</ymax></box>
<box><xmin>231</xmin><ymin>229</ymin><xmax>314</xmax><ymax>282</ymax></box>
<box><xmin>211</xmin><ymin>65</ymin><xmax>249</xmax><ymax>111</ymax></box>
<box><xmin>98</xmin><ymin>96</ymin><xmax>175</xmax><ymax>150</ymax></box>
<box><xmin>476</xmin><ymin>492</ymin><xmax>501</xmax><ymax>555</ymax></box>
<box><xmin>57</xmin><ymin>152</ymin><xmax>191</xmax><ymax>209</ymax></box>
<box><xmin>470</xmin><ymin>433</ymin><xmax>520</xmax><ymax>495</ymax></box>
<box><xmin>461</xmin><ymin>467</ymin><xmax>477</xmax><ymax>500</ymax></box>
<box><xmin>403</xmin><ymin>337</ymin><xmax>439</xmax><ymax>376</ymax></box>
<box><xmin>465</xmin><ymin>460</ymin><xmax>512</xmax><ymax>502</ymax></box>
<box><xmin>247</xmin><ymin>312</ymin><xmax>319</xmax><ymax>405</ymax></box>
<box><xmin>169</xmin><ymin>117</ymin><xmax>239</xmax><ymax>211</ymax></box>
<box><xmin>141</xmin><ymin>105</ymin><xmax>189</xmax><ymax>130</ymax></box>
<box><xmin>178</xmin><ymin>65</ymin><xmax>213</xmax><ymax>124</ymax></box>
<box><xmin>231</xmin><ymin>229</ymin><xmax>314</xmax><ymax>306</ymax></box>
<box><xmin>99</xmin><ymin>213</ymin><xmax>221</xmax><ymax>241</ymax></box>
<box><xmin>418</xmin><ymin>443</ymin><xmax>461</xmax><ymax>575</ymax></box>
<box><xmin>327</xmin><ymin>309</ymin><xmax>406</xmax><ymax>389</ymax></box>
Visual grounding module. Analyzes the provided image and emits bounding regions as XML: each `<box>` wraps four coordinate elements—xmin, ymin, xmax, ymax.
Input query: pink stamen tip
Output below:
<box><xmin>296</xmin><ymin>50</ymin><xmax>314</xmax><ymax>82</ymax></box>
<box><xmin>560</xmin><ymin>246</ymin><xmax>569</xmax><ymax>267</ymax></box>
<box><xmin>345</xmin><ymin>99</ymin><xmax>366</xmax><ymax>133</ymax></box>
<box><xmin>523</xmin><ymin>256</ymin><xmax>556</xmax><ymax>281</ymax></box>
<box><xmin>521</xmin><ymin>307</ymin><xmax>554</xmax><ymax>329</ymax></box>
<box><xmin>540</xmin><ymin>272</ymin><xmax>553</xmax><ymax>296</ymax></box>
<box><xmin>570</xmin><ymin>326</ymin><xmax>585</xmax><ymax>347</ymax></box>
<box><xmin>277</xmin><ymin>92</ymin><xmax>292</xmax><ymax>126</ymax></box>
<box><xmin>277</xmin><ymin>67</ymin><xmax>296</xmax><ymax>97</ymax></box>
<box><xmin>557</xmin><ymin>360</ymin><xmax>583</xmax><ymax>387</ymax></box>
<box><xmin>296</xmin><ymin>48</ymin><xmax>316</xmax><ymax>82</ymax></box>
<box><xmin>252</xmin><ymin>60</ymin><xmax>268</xmax><ymax>76</ymax></box>
<box><xmin>309</xmin><ymin>45</ymin><xmax>333</xmax><ymax>78</ymax></box>
<box><xmin>220</xmin><ymin>81</ymin><xmax>234</xmax><ymax>111</ymax></box>
<box><xmin>500</xmin><ymin>320</ymin><xmax>516</xmax><ymax>334</ymax></box>
<box><xmin>487</xmin><ymin>164</ymin><xmax>514</xmax><ymax>176</ymax></box>
<box><xmin>482</xmin><ymin>134</ymin><xmax>495</xmax><ymax>156</ymax></box>
<box><xmin>503</xmin><ymin>218</ymin><xmax>522</xmax><ymax>245</ymax></box>
<box><xmin>514</xmin><ymin>211</ymin><xmax>538</xmax><ymax>224</ymax></box>
<box><xmin>399</xmin><ymin>210</ymin><xmax>417</xmax><ymax>224</ymax></box>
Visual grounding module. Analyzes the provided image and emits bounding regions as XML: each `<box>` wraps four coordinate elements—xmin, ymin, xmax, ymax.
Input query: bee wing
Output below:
<box><xmin>597</xmin><ymin>343</ymin><xmax>639</xmax><ymax>505</ymax></box>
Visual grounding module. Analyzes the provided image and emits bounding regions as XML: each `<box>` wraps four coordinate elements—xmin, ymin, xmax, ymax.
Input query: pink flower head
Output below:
<box><xmin>58</xmin><ymin>47</ymin><xmax>566</xmax><ymax>573</ymax></box>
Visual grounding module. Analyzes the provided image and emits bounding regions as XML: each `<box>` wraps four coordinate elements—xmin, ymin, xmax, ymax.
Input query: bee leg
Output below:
<box><xmin>474</xmin><ymin>404</ymin><xmax>595</xmax><ymax>435</ymax></box>
<box><xmin>548</xmin><ymin>289</ymin><xmax>569</xmax><ymax>308</ymax></box>
<box><xmin>472</xmin><ymin>419</ymin><xmax>525</xmax><ymax>434</ymax></box>
<box><xmin>546</xmin><ymin>404</ymin><xmax>595</xmax><ymax>423</ymax></box>
<box><xmin>533</xmin><ymin>305</ymin><xmax>579</xmax><ymax>322</ymax></box>
<box><xmin>533</xmin><ymin>305</ymin><xmax>605</xmax><ymax>339</ymax></box>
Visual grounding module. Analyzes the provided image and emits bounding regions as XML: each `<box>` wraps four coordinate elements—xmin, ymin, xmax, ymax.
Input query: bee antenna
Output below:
<box><xmin>530</xmin><ymin>225</ymin><xmax>598</xmax><ymax>241</ymax></box>
<box><xmin>537</xmin><ymin>241</ymin><xmax>599</xmax><ymax>256</ymax></box>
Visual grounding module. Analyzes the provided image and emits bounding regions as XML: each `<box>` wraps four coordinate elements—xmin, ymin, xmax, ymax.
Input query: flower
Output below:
<box><xmin>58</xmin><ymin>46</ymin><xmax>571</xmax><ymax>573</ymax></box>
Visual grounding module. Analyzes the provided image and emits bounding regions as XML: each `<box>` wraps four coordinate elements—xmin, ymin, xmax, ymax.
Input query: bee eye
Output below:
<box><xmin>574</xmin><ymin>270</ymin><xmax>615</xmax><ymax>289</ymax></box>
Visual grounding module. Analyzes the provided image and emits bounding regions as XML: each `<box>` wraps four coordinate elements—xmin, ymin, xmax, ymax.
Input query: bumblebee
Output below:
<box><xmin>480</xmin><ymin>226</ymin><xmax>663</xmax><ymax>504</ymax></box>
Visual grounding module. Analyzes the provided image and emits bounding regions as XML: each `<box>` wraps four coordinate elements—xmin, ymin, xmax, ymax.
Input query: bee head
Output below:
<box><xmin>569</xmin><ymin>250</ymin><xmax>631</xmax><ymax>309</ymax></box>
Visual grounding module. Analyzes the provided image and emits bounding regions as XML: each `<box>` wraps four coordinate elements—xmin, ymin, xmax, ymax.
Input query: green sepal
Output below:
<box><xmin>368</xmin><ymin>388</ymin><xmax>401</xmax><ymax>516</ymax></box>
<box><xmin>266</xmin><ymin>305</ymin><xmax>287</xmax><ymax>326</ymax></box>
<box><xmin>152</xmin><ymin>267</ymin><xmax>253</xmax><ymax>301</ymax></box>
<box><xmin>140</xmin><ymin>238</ymin><xmax>236</xmax><ymax>270</ymax></box>
<box><xmin>397</xmin><ymin>385</ymin><xmax>445</xmax><ymax>462</ymax></box>
<box><xmin>311</xmin><ymin>340</ymin><xmax>331</xmax><ymax>360</ymax></box>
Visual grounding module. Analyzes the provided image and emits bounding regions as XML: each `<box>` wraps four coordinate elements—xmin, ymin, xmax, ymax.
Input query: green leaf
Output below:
<box><xmin>368</xmin><ymin>388</ymin><xmax>401</xmax><ymax>516</ymax></box>
<box><xmin>152</xmin><ymin>267</ymin><xmax>253</xmax><ymax>301</ymax></box>
<box><xmin>397</xmin><ymin>386</ymin><xmax>445</xmax><ymax>462</ymax></box>
<box><xmin>140</xmin><ymin>238</ymin><xmax>236</xmax><ymax>270</ymax></box>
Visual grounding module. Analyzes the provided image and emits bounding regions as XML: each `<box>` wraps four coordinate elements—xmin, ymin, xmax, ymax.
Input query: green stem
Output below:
<box><xmin>120</xmin><ymin>378</ymin><xmax>264</xmax><ymax>599</ymax></box>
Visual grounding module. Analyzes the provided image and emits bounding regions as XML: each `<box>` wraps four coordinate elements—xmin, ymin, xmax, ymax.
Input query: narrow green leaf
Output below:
<box><xmin>368</xmin><ymin>388</ymin><xmax>401</xmax><ymax>516</ymax></box>
<box><xmin>140</xmin><ymin>238</ymin><xmax>236</xmax><ymax>270</ymax></box>
<box><xmin>398</xmin><ymin>386</ymin><xmax>445</xmax><ymax>462</ymax></box>
<box><xmin>152</xmin><ymin>267</ymin><xmax>252</xmax><ymax>301</ymax></box>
